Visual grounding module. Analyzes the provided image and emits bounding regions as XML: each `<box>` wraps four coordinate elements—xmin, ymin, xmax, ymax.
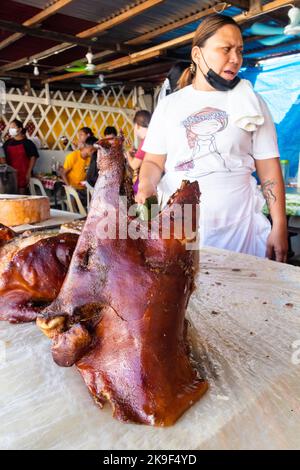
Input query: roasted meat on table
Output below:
<box><xmin>0</xmin><ymin>228</ymin><xmax>78</xmax><ymax>323</ymax></box>
<box><xmin>0</xmin><ymin>223</ymin><xmax>15</xmax><ymax>246</ymax></box>
<box><xmin>37</xmin><ymin>137</ymin><xmax>208</xmax><ymax>426</ymax></box>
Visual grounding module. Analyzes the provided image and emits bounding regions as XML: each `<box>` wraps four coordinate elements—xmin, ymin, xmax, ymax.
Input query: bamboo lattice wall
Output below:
<box><xmin>0</xmin><ymin>86</ymin><xmax>136</xmax><ymax>149</ymax></box>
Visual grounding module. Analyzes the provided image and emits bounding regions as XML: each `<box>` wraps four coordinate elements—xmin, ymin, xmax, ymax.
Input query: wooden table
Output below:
<box><xmin>37</xmin><ymin>174</ymin><xmax>61</xmax><ymax>191</ymax></box>
<box><xmin>0</xmin><ymin>247</ymin><xmax>300</xmax><ymax>450</ymax></box>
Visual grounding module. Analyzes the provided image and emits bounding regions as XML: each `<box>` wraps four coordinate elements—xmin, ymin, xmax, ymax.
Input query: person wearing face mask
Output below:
<box><xmin>3</xmin><ymin>119</ymin><xmax>39</xmax><ymax>194</ymax></box>
<box><xmin>125</xmin><ymin>110</ymin><xmax>151</xmax><ymax>194</ymax></box>
<box><xmin>135</xmin><ymin>14</ymin><xmax>287</xmax><ymax>263</ymax></box>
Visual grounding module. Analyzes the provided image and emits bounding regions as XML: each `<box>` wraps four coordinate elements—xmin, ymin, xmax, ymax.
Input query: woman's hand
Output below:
<box><xmin>266</xmin><ymin>223</ymin><xmax>288</xmax><ymax>262</ymax></box>
<box><xmin>135</xmin><ymin>178</ymin><xmax>157</xmax><ymax>204</ymax></box>
<box><xmin>134</xmin><ymin>153</ymin><xmax>166</xmax><ymax>204</ymax></box>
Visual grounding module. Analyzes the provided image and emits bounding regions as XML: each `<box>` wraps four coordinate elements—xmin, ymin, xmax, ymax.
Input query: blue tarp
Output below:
<box><xmin>241</xmin><ymin>54</ymin><xmax>300</xmax><ymax>178</ymax></box>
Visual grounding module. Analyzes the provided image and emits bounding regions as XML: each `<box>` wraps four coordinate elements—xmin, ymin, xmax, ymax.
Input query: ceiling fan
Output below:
<box><xmin>81</xmin><ymin>74</ymin><xmax>122</xmax><ymax>90</ymax></box>
<box><xmin>248</xmin><ymin>6</ymin><xmax>300</xmax><ymax>46</ymax></box>
<box><xmin>65</xmin><ymin>50</ymin><xmax>96</xmax><ymax>74</ymax></box>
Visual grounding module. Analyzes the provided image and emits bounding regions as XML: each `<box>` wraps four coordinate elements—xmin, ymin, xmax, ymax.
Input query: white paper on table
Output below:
<box><xmin>0</xmin><ymin>247</ymin><xmax>300</xmax><ymax>450</ymax></box>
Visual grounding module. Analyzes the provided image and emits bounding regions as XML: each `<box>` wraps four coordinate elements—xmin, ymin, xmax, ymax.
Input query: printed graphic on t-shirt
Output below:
<box><xmin>175</xmin><ymin>107</ymin><xmax>229</xmax><ymax>173</ymax></box>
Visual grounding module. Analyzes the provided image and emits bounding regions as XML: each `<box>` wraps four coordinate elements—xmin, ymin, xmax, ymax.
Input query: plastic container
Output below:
<box><xmin>280</xmin><ymin>159</ymin><xmax>289</xmax><ymax>185</ymax></box>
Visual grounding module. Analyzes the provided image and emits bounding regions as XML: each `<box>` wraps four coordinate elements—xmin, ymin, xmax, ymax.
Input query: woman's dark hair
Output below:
<box><xmin>133</xmin><ymin>110</ymin><xmax>152</xmax><ymax>128</ymax></box>
<box><xmin>167</xmin><ymin>62</ymin><xmax>187</xmax><ymax>93</ymax></box>
<box><xmin>84</xmin><ymin>136</ymin><xmax>98</xmax><ymax>146</ymax></box>
<box><xmin>79</xmin><ymin>126</ymin><xmax>93</xmax><ymax>136</ymax></box>
<box><xmin>11</xmin><ymin>119</ymin><xmax>24</xmax><ymax>130</ymax></box>
<box><xmin>104</xmin><ymin>126</ymin><xmax>117</xmax><ymax>137</ymax></box>
<box><xmin>11</xmin><ymin>118</ymin><xmax>26</xmax><ymax>136</ymax></box>
<box><xmin>178</xmin><ymin>14</ymin><xmax>242</xmax><ymax>89</ymax></box>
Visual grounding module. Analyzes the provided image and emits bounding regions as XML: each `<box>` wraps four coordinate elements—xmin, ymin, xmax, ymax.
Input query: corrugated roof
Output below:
<box><xmin>17</xmin><ymin>0</ymin><xmax>142</xmax><ymax>23</ymax></box>
<box><xmin>1</xmin><ymin>1</ymin><xmax>299</xmax><ymax>88</ymax></box>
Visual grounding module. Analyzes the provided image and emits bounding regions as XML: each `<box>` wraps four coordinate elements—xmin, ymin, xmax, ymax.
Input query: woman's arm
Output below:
<box><xmin>255</xmin><ymin>157</ymin><xmax>288</xmax><ymax>262</ymax></box>
<box><xmin>135</xmin><ymin>152</ymin><xmax>166</xmax><ymax>204</ymax></box>
<box><xmin>26</xmin><ymin>157</ymin><xmax>37</xmax><ymax>184</ymax></box>
<box><xmin>125</xmin><ymin>151</ymin><xmax>143</xmax><ymax>171</ymax></box>
<box><xmin>58</xmin><ymin>166</ymin><xmax>71</xmax><ymax>186</ymax></box>
<box><xmin>58</xmin><ymin>152</ymin><xmax>75</xmax><ymax>186</ymax></box>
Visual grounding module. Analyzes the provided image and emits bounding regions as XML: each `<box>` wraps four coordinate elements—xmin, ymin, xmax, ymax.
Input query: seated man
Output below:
<box><xmin>59</xmin><ymin>126</ymin><xmax>95</xmax><ymax>188</ymax></box>
<box><xmin>60</xmin><ymin>147</ymin><xmax>91</xmax><ymax>191</ymax></box>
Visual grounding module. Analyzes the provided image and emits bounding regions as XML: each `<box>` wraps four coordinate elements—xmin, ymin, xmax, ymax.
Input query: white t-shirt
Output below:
<box><xmin>28</xmin><ymin>135</ymin><xmax>42</xmax><ymax>149</ymax></box>
<box><xmin>142</xmin><ymin>85</ymin><xmax>279</xmax><ymax>256</ymax></box>
<box><xmin>143</xmin><ymin>84</ymin><xmax>279</xmax><ymax>188</ymax></box>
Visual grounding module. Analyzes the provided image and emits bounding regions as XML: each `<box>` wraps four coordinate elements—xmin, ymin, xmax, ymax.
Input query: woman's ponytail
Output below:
<box><xmin>177</xmin><ymin>63</ymin><xmax>195</xmax><ymax>89</ymax></box>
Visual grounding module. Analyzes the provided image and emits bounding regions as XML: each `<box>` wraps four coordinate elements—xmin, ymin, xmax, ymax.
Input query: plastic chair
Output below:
<box><xmin>64</xmin><ymin>185</ymin><xmax>87</xmax><ymax>216</ymax></box>
<box><xmin>85</xmin><ymin>181</ymin><xmax>94</xmax><ymax>210</ymax></box>
<box><xmin>29</xmin><ymin>177</ymin><xmax>67</xmax><ymax>210</ymax></box>
<box><xmin>29</xmin><ymin>177</ymin><xmax>48</xmax><ymax>198</ymax></box>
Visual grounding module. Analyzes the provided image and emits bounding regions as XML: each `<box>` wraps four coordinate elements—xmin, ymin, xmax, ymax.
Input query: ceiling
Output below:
<box><xmin>0</xmin><ymin>0</ymin><xmax>299</xmax><ymax>91</ymax></box>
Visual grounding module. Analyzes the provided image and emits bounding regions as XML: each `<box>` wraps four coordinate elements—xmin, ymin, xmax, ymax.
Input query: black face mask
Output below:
<box><xmin>205</xmin><ymin>68</ymin><xmax>240</xmax><ymax>91</ymax></box>
<box><xmin>199</xmin><ymin>49</ymin><xmax>241</xmax><ymax>91</ymax></box>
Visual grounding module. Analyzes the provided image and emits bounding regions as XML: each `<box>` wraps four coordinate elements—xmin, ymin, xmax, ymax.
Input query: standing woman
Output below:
<box><xmin>3</xmin><ymin>119</ymin><xmax>39</xmax><ymax>194</ymax></box>
<box><xmin>136</xmin><ymin>14</ymin><xmax>288</xmax><ymax>262</ymax></box>
<box><xmin>72</xmin><ymin>126</ymin><xmax>94</xmax><ymax>150</ymax></box>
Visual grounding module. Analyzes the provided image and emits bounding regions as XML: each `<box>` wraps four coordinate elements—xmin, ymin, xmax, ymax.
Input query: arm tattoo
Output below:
<box><xmin>262</xmin><ymin>179</ymin><xmax>277</xmax><ymax>207</ymax></box>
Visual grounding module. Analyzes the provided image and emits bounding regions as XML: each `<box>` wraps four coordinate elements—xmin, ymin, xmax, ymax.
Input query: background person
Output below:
<box><xmin>125</xmin><ymin>110</ymin><xmax>151</xmax><ymax>194</ymax></box>
<box><xmin>103</xmin><ymin>126</ymin><xmax>117</xmax><ymax>143</ymax></box>
<box><xmin>72</xmin><ymin>126</ymin><xmax>94</xmax><ymax>150</ymax></box>
<box><xmin>82</xmin><ymin>136</ymin><xmax>99</xmax><ymax>188</ymax></box>
<box><xmin>3</xmin><ymin>119</ymin><xmax>39</xmax><ymax>194</ymax></box>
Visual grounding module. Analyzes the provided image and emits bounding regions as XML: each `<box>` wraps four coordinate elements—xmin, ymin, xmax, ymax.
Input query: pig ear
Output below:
<box><xmin>0</xmin><ymin>223</ymin><xmax>16</xmax><ymax>245</ymax></box>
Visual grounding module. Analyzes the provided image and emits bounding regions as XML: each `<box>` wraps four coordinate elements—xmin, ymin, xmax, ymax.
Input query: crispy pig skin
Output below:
<box><xmin>0</xmin><ymin>223</ymin><xmax>15</xmax><ymax>246</ymax></box>
<box><xmin>0</xmin><ymin>231</ymin><xmax>78</xmax><ymax>323</ymax></box>
<box><xmin>38</xmin><ymin>138</ymin><xmax>208</xmax><ymax>426</ymax></box>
